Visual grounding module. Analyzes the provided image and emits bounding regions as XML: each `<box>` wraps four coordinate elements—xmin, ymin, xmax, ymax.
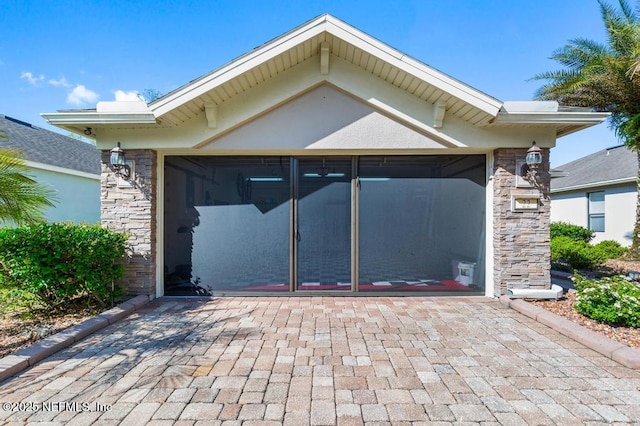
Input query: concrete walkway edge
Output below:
<box><xmin>500</xmin><ymin>295</ymin><xmax>640</xmax><ymax>369</ymax></box>
<box><xmin>0</xmin><ymin>294</ymin><xmax>150</xmax><ymax>382</ymax></box>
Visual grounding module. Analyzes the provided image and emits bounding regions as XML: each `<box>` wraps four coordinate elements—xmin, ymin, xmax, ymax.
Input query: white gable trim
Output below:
<box><xmin>322</xmin><ymin>18</ymin><xmax>502</xmax><ymax>115</ymax></box>
<box><xmin>150</xmin><ymin>15</ymin><xmax>501</xmax><ymax>119</ymax></box>
<box><xmin>151</xmin><ymin>19</ymin><xmax>328</xmax><ymax>117</ymax></box>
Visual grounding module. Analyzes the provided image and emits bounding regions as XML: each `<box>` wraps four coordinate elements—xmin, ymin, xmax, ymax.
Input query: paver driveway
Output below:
<box><xmin>0</xmin><ymin>296</ymin><xmax>639</xmax><ymax>425</ymax></box>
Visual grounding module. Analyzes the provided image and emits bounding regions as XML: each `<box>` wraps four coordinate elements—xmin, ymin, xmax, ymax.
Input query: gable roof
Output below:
<box><xmin>42</xmin><ymin>14</ymin><xmax>608</xmax><ymax>142</ymax></box>
<box><xmin>0</xmin><ymin>114</ymin><xmax>100</xmax><ymax>175</ymax></box>
<box><xmin>149</xmin><ymin>14</ymin><xmax>502</xmax><ymax>124</ymax></box>
<box><xmin>551</xmin><ymin>144</ymin><xmax>637</xmax><ymax>193</ymax></box>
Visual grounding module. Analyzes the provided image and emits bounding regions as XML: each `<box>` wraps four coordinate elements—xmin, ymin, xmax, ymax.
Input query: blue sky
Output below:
<box><xmin>0</xmin><ymin>0</ymin><xmax>621</xmax><ymax>167</ymax></box>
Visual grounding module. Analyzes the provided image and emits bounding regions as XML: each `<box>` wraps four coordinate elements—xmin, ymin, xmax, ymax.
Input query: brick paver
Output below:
<box><xmin>0</xmin><ymin>296</ymin><xmax>639</xmax><ymax>425</ymax></box>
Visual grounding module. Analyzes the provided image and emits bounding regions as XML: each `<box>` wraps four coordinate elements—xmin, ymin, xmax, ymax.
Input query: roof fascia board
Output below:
<box><xmin>323</xmin><ymin>20</ymin><xmax>502</xmax><ymax>115</ymax></box>
<box><xmin>152</xmin><ymin>14</ymin><xmax>502</xmax><ymax>119</ymax></box>
<box><xmin>494</xmin><ymin>111</ymin><xmax>610</xmax><ymax>126</ymax></box>
<box><xmin>41</xmin><ymin>112</ymin><xmax>157</xmax><ymax>126</ymax></box>
<box><xmin>151</xmin><ymin>20</ymin><xmax>329</xmax><ymax>117</ymax></box>
<box><xmin>551</xmin><ymin>177</ymin><xmax>637</xmax><ymax>193</ymax></box>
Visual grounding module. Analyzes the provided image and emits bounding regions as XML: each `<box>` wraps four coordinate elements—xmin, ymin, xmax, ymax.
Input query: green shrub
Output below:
<box><xmin>550</xmin><ymin>236</ymin><xmax>601</xmax><ymax>270</ymax></box>
<box><xmin>550</xmin><ymin>222</ymin><xmax>594</xmax><ymax>243</ymax></box>
<box><xmin>0</xmin><ymin>223</ymin><xmax>127</xmax><ymax>310</ymax></box>
<box><xmin>573</xmin><ymin>274</ymin><xmax>640</xmax><ymax>327</ymax></box>
<box><xmin>592</xmin><ymin>240</ymin><xmax>628</xmax><ymax>260</ymax></box>
<box><xmin>550</xmin><ymin>228</ymin><xmax>626</xmax><ymax>271</ymax></box>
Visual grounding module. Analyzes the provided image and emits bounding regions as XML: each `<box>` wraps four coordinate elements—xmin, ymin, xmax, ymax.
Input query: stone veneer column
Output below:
<box><xmin>101</xmin><ymin>150</ymin><xmax>157</xmax><ymax>297</ymax></box>
<box><xmin>493</xmin><ymin>148</ymin><xmax>551</xmax><ymax>297</ymax></box>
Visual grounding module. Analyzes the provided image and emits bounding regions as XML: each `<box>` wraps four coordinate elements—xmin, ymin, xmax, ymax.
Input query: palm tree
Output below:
<box><xmin>0</xmin><ymin>146</ymin><xmax>56</xmax><ymax>226</ymax></box>
<box><xmin>533</xmin><ymin>0</ymin><xmax>640</xmax><ymax>257</ymax></box>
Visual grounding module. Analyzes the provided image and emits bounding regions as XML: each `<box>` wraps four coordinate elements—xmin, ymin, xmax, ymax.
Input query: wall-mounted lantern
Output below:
<box><xmin>525</xmin><ymin>141</ymin><xmax>543</xmax><ymax>182</ymax></box>
<box><xmin>110</xmin><ymin>142</ymin><xmax>131</xmax><ymax>180</ymax></box>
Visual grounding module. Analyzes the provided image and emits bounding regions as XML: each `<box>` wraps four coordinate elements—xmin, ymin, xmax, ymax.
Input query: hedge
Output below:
<box><xmin>0</xmin><ymin>223</ymin><xmax>127</xmax><ymax>310</ymax></box>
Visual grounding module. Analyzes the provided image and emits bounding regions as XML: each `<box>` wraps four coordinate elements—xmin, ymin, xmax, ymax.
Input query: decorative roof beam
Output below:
<box><xmin>320</xmin><ymin>42</ymin><xmax>330</xmax><ymax>75</ymax></box>
<box><xmin>433</xmin><ymin>99</ymin><xmax>446</xmax><ymax>128</ymax></box>
<box><xmin>204</xmin><ymin>102</ymin><xmax>218</xmax><ymax>128</ymax></box>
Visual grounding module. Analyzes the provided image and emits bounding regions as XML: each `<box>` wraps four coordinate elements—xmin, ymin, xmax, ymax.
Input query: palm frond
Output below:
<box><xmin>599</xmin><ymin>0</ymin><xmax>640</xmax><ymax>55</ymax></box>
<box><xmin>0</xmin><ymin>149</ymin><xmax>57</xmax><ymax>226</ymax></box>
<box><xmin>612</xmin><ymin>111</ymin><xmax>640</xmax><ymax>148</ymax></box>
<box><xmin>549</xmin><ymin>42</ymin><xmax>609</xmax><ymax>70</ymax></box>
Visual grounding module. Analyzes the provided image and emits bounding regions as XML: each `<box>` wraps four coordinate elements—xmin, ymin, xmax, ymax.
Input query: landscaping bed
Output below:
<box><xmin>538</xmin><ymin>258</ymin><xmax>640</xmax><ymax>350</ymax></box>
<box><xmin>0</xmin><ymin>222</ymin><xmax>128</xmax><ymax>359</ymax></box>
<box><xmin>0</xmin><ymin>312</ymin><xmax>94</xmax><ymax>358</ymax></box>
<box><xmin>530</xmin><ymin>290</ymin><xmax>640</xmax><ymax>350</ymax></box>
<box><xmin>0</xmin><ymin>302</ymin><xmax>100</xmax><ymax>358</ymax></box>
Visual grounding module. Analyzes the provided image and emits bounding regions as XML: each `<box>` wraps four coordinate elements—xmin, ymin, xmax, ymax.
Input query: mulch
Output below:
<box><xmin>532</xmin><ymin>257</ymin><xmax>640</xmax><ymax>350</ymax></box>
<box><xmin>0</xmin><ymin>310</ymin><xmax>95</xmax><ymax>358</ymax></box>
<box><xmin>530</xmin><ymin>291</ymin><xmax>640</xmax><ymax>350</ymax></box>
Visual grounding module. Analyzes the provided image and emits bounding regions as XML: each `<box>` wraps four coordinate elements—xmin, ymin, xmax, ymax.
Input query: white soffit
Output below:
<box><xmin>149</xmin><ymin>14</ymin><xmax>503</xmax><ymax>127</ymax></box>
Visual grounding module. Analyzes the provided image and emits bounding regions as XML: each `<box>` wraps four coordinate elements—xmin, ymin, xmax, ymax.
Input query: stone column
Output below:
<box><xmin>493</xmin><ymin>148</ymin><xmax>550</xmax><ymax>297</ymax></box>
<box><xmin>101</xmin><ymin>150</ymin><xmax>157</xmax><ymax>297</ymax></box>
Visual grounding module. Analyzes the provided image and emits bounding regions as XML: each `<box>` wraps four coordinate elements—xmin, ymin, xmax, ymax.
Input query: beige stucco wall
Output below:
<box><xmin>551</xmin><ymin>184</ymin><xmax>636</xmax><ymax>246</ymax></box>
<box><xmin>550</xmin><ymin>192</ymin><xmax>588</xmax><ymax>228</ymax></box>
<box><xmin>28</xmin><ymin>167</ymin><xmax>100</xmax><ymax>224</ymax></box>
<box><xmin>200</xmin><ymin>85</ymin><xmax>448</xmax><ymax>151</ymax></box>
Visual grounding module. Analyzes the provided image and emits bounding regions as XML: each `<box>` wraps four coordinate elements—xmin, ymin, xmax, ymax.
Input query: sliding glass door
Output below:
<box><xmin>295</xmin><ymin>158</ymin><xmax>352</xmax><ymax>291</ymax></box>
<box><xmin>357</xmin><ymin>156</ymin><xmax>486</xmax><ymax>293</ymax></box>
<box><xmin>164</xmin><ymin>156</ymin><xmax>291</xmax><ymax>294</ymax></box>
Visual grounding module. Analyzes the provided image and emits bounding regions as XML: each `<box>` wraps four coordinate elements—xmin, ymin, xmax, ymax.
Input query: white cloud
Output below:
<box><xmin>48</xmin><ymin>77</ymin><xmax>72</xmax><ymax>88</ymax></box>
<box><xmin>20</xmin><ymin>71</ymin><xmax>45</xmax><ymax>86</ymax></box>
<box><xmin>67</xmin><ymin>84</ymin><xmax>99</xmax><ymax>106</ymax></box>
<box><xmin>114</xmin><ymin>90</ymin><xmax>141</xmax><ymax>101</ymax></box>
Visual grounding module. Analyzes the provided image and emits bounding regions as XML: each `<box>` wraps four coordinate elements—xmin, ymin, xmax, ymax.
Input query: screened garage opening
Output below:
<box><xmin>163</xmin><ymin>155</ymin><xmax>486</xmax><ymax>296</ymax></box>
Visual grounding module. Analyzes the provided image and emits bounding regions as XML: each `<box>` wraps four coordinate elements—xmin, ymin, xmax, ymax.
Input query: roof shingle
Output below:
<box><xmin>552</xmin><ymin>145</ymin><xmax>637</xmax><ymax>191</ymax></box>
<box><xmin>0</xmin><ymin>114</ymin><xmax>100</xmax><ymax>175</ymax></box>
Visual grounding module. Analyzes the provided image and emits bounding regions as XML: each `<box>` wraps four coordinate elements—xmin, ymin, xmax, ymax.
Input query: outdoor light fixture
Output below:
<box><xmin>524</xmin><ymin>141</ymin><xmax>543</xmax><ymax>183</ymax></box>
<box><xmin>83</xmin><ymin>127</ymin><xmax>93</xmax><ymax>136</ymax></box>
<box><xmin>110</xmin><ymin>142</ymin><xmax>131</xmax><ymax>180</ymax></box>
<box><xmin>526</xmin><ymin>141</ymin><xmax>543</xmax><ymax>167</ymax></box>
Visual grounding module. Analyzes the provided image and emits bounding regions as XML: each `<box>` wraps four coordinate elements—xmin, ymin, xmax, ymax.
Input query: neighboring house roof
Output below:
<box><xmin>42</xmin><ymin>14</ymin><xmax>608</xmax><ymax>145</ymax></box>
<box><xmin>0</xmin><ymin>114</ymin><xmax>100</xmax><ymax>175</ymax></box>
<box><xmin>551</xmin><ymin>145</ymin><xmax>638</xmax><ymax>193</ymax></box>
